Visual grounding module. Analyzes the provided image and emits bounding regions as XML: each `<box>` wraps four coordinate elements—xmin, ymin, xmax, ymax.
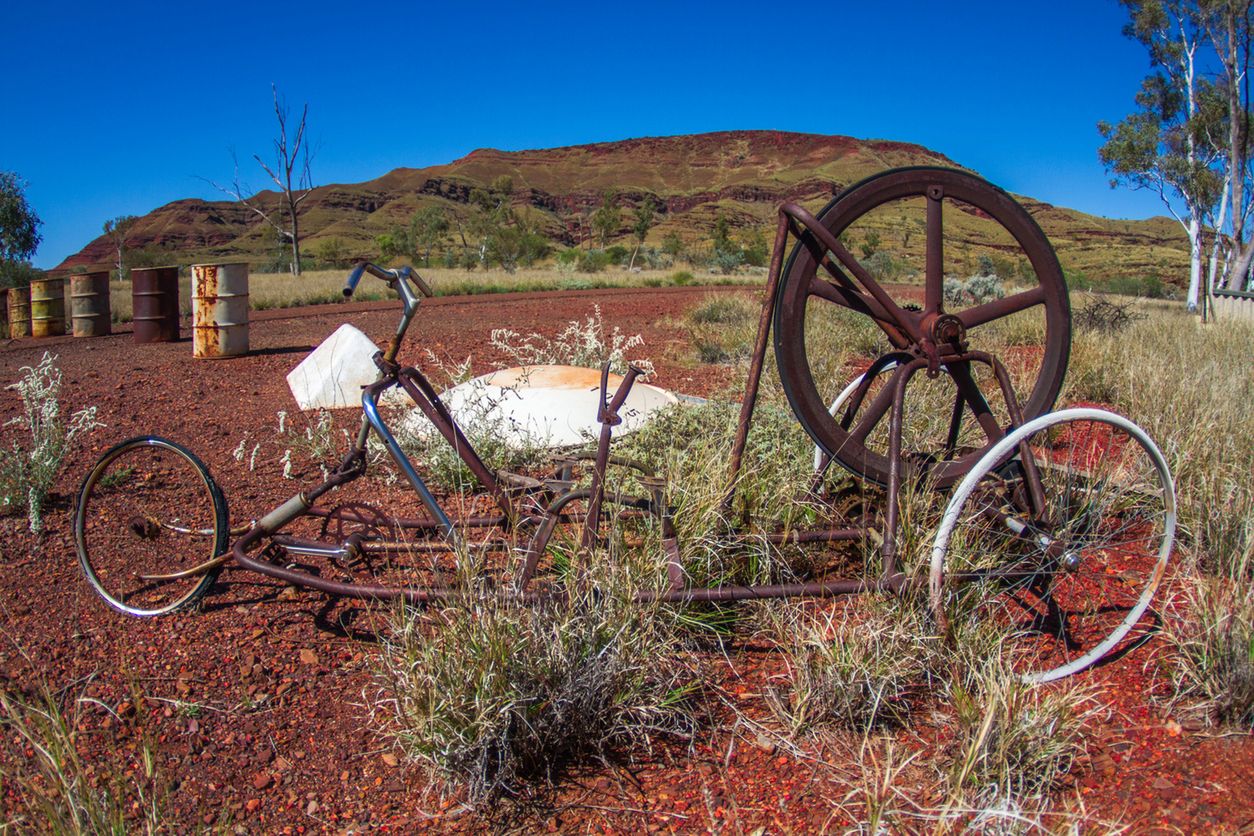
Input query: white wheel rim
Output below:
<box><xmin>928</xmin><ymin>407</ymin><xmax>1176</xmax><ymax>683</ymax></box>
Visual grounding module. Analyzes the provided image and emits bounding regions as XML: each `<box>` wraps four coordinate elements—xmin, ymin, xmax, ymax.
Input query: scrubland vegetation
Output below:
<box><xmin>0</xmin><ymin>279</ymin><xmax>1248</xmax><ymax>830</ymax></box>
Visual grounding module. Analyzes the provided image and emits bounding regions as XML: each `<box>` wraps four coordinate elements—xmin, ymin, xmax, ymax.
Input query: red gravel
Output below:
<box><xmin>0</xmin><ymin>285</ymin><xmax>1249</xmax><ymax>832</ymax></box>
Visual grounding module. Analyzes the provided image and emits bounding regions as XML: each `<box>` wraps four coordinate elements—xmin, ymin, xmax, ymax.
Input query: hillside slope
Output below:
<box><xmin>59</xmin><ymin>130</ymin><xmax>1188</xmax><ymax>284</ymax></box>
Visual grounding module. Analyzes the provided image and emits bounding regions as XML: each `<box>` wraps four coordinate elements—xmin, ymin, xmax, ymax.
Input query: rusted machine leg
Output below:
<box><xmin>880</xmin><ymin>362</ymin><xmax>920</xmax><ymax>582</ymax></box>
<box><xmin>721</xmin><ymin>211</ymin><xmax>791</xmax><ymax>516</ymax></box>
<box><xmin>580</xmin><ymin>364</ymin><xmax>644</xmax><ymax>554</ymax></box>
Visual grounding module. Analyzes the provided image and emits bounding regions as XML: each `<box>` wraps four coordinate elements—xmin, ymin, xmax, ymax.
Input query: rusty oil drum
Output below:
<box><xmin>192</xmin><ymin>262</ymin><xmax>249</xmax><ymax>358</ymax></box>
<box><xmin>131</xmin><ymin>266</ymin><xmax>180</xmax><ymax>343</ymax></box>
<box><xmin>30</xmin><ymin>277</ymin><xmax>66</xmax><ymax>338</ymax></box>
<box><xmin>7</xmin><ymin>286</ymin><xmax>30</xmax><ymax>338</ymax></box>
<box><xmin>70</xmin><ymin>271</ymin><xmax>111</xmax><ymax>337</ymax></box>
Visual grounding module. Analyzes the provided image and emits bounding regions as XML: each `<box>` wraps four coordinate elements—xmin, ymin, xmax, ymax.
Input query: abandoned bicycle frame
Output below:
<box><xmin>219</xmin><ymin>201</ymin><xmax>1047</xmax><ymax>606</ymax></box>
<box><xmin>76</xmin><ymin>168</ymin><xmax>1177</xmax><ymax>683</ymax></box>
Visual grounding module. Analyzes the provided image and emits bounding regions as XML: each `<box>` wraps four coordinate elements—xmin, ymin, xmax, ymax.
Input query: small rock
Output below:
<box><xmin>306</xmin><ymin>800</ymin><xmax>319</xmax><ymax>816</ymax></box>
<box><xmin>1152</xmin><ymin>776</ymin><xmax>1175</xmax><ymax>791</ymax></box>
<box><xmin>753</xmin><ymin>734</ymin><xmax>777</xmax><ymax>755</ymax></box>
<box><xmin>299</xmin><ymin>648</ymin><xmax>319</xmax><ymax>666</ymax></box>
<box><xmin>279</xmin><ymin>585</ymin><xmax>299</xmax><ymax>600</ymax></box>
<box><xmin>252</xmin><ymin>772</ymin><xmax>273</xmax><ymax>791</ymax></box>
<box><xmin>245</xmin><ymin>798</ymin><xmax>261</xmax><ymax>814</ymax></box>
<box><xmin>1165</xmin><ymin>719</ymin><xmax>1183</xmax><ymax>737</ymax></box>
<box><xmin>381</xmin><ymin>753</ymin><xmax>399</xmax><ymax>768</ymax></box>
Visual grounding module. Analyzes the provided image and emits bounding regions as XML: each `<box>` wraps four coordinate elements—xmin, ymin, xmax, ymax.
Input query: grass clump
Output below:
<box><xmin>377</xmin><ymin>583</ymin><xmax>694</xmax><ymax>804</ymax></box>
<box><xmin>0</xmin><ymin>682</ymin><xmax>164</xmax><ymax>833</ymax></box>
<box><xmin>1167</xmin><ymin>576</ymin><xmax>1254</xmax><ymax>728</ymax></box>
<box><xmin>942</xmin><ymin>665</ymin><xmax>1098</xmax><ymax>814</ymax></box>
<box><xmin>0</xmin><ymin>352</ymin><xmax>101</xmax><ymax>532</ymax></box>
<box><xmin>616</xmin><ymin>400</ymin><xmax>822</xmax><ymax>590</ymax></box>
<box><xmin>684</xmin><ymin>294</ymin><xmax>758</xmax><ymax>364</ymax></box>
<box><xmin>1064</xmin><ymin>304</ymin><xmax>1253</xmax><ymax>581</ymax></box>
<box><xmin>773</xmin><ymin>600</ymin><xmax>938</xmax><ymax>734</ymax></box>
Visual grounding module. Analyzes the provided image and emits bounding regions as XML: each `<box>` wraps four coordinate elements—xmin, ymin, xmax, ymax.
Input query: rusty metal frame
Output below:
<box><xmin>94</xmin><ymin>170</ymin><xmax>1073</xmax><ymax>611</ymax></box>
<box><xmin>217</xmin><ymin>206</ymin><xmax>1052</xmax><ymax>608</ymax></box>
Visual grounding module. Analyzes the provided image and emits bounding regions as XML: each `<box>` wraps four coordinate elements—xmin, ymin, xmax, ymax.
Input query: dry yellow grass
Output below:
<box><xmin>98</xmin><ymin>266</ymin><xmax>756</xmax><ymax>323</ymax></box>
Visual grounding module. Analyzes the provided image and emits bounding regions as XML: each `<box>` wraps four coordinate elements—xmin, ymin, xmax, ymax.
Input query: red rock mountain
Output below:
<box><xmin>59</xmin><ymin>130</ymin><xmax>1187</xmax><ymax>282</ymax></box>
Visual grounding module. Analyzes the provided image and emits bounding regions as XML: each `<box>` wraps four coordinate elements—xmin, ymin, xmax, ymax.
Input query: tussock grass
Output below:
<box><xmin>1166</xmin><ymin>577</ymin><xmax>1254</xmax><ymax>728</ymax></box>
<box><xmin>684</xmin><ymin>294</ymin><xmax>759</xmax><ymax>364</ymax></box>
<box><xmin>942</xmin><ymin>664</ymin><xmax>1100</xmax><ymax>815</ymax></box>
<box><xmin>1065</xmin><ymin>300</ymin><xmax>1254</xmax><ymax>580</ymax></box>
<box><xmin>1063</xmin><ymin>300</ymin><xmax>1254</xmax><ymax>728</ymax></box>
<box><xmin>0</xmin><ymin>682</ymin><xmax>164</xmax><ymax>834</ymax></box>
<box><xmin>616</xmin><ymin>400</ymin><xmax>824</xmax><ymax>591</ymax></box>
<box><xmin>770</xmin><ymin>599</ymin><xmax>939</xmax><ymax>734</ymax></box>
<box><xmin>374</xmin><ymin>558</ymin><xmax>695</xmax><ymax>805</ymax></box>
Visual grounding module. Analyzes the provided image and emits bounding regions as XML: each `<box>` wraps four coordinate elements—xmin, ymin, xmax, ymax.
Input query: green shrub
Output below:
<box><xmin>670</xmin><ymin>270</ymin><xmax>694</xmax><ymax>286</ymax></box>
<box><xmin>709</xmin><ymin>248</ymin><xmax>743</xmax><ymax>275</ymax></box>
<box><xmin>577</xmin><ymin>250</ymin><xmax>611</xmax><ymax>273</ymax></box>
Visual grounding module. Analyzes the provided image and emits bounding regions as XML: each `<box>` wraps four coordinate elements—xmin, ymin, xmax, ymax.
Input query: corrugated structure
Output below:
<box><xmin>70</xmin><ymin>271</ymin><xmax>111</xmax><ymax>337</ymax></box>
<box><xmin>30</xmin><ymin>277</ymin><xmax>66</xmax><ymax>338</ymax></box>
<box><xmin>131</xmin><ymin>267</ymin><xmax>180</xmax><ymax>343</ymax></box>
<box><xmin>1212</xmin><ymin>288</ymin><xmax>1254</xmax><ymax>324</ymax></box>
<box><xmin>8</xmin><ymin>285</ymin><xmax>31</xmax><ymax>338</ymax></box>
<box><xmin>192</xmin><ymin>263</ymin><xmax>249</xmax><ymax>358</ymax></box>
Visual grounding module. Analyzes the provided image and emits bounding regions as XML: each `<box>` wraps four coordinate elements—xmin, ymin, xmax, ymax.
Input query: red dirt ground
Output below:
<box><xmin>0</xmin><ymin>285</ymin><xmax>1249</xmax><ymax>833</ymax></box>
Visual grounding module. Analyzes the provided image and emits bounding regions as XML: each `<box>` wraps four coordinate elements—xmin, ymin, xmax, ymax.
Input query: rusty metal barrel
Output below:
<box><xmin>7</xmin><ymin>286</ymin><xmax>30</xmax><ymax>338</ymax></box>
<box><xmin>70</xmin><ymin>271</ymin><xmax>111</xmax><ymax>337</ymax></box>
<box><xmin>131</xmin><ymin>266</ymin><xmax>180</xmax><ymax>343</ymax></box>
<box><xmin>30</xmin><ymin>277</ymin><xmax>66</xmax><ymax>338</ymax></box>
<box><xmin>192</xmin><ymin>262</ymin><xmax>249</xmax><ymax>358</ymax></box>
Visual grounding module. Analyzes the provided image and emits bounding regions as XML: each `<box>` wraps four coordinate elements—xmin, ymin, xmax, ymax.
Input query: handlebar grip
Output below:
<box><xmin>397</xmin><ymin>266</ymin><xmax>434</xmax><ymax>298</ymax></box>
<box><xmin>343</xmin><ymin>264</ymin><xmax>367</xmax><ymax>298</ymax></box>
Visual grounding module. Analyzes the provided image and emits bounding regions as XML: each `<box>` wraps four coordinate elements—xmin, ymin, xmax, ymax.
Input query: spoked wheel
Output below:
<box><xmin>774</xmin><ymin>167</ymin><xmax>1071</xmax><ymax>488</ymax></box>
<box><xmin>75</xmin><ymin>436</ymin><xmax>229</xmax><ymax>616</ymax></box>
<box><xmin>929</xmin><ymin>408</ymin><xmax>1176</xmax><ymax>683</ymax></box>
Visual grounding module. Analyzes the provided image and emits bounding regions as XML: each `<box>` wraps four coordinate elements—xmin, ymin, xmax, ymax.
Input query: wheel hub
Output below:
<box><xmin>931</xmin><ymin>314</ymin><xmax>966</xmax><ymax>349</ymax></box>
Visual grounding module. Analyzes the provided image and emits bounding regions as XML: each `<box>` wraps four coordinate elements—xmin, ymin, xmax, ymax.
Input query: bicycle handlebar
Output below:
<box><xmin>342</xmin><ymin>262</ymin><xmax>434</xmax><ymax>300</ymax></box>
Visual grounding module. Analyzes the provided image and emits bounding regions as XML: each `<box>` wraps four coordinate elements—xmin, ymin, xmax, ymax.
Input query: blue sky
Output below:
<box><xmin>4</xmin><ymin>0</ymin><xmax>1168</xmax><ymax>268</ymax></box>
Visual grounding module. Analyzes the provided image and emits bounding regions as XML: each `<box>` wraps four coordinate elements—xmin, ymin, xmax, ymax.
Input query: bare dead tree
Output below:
<box><xmin>206</xmin><ymin>85</ymin><xmax>314</xmax><ymax>275</ymax></box>
<box><xmin>102</xmin><ymin>214</ymin><xmax>137</xmax><ymax>280</ymax></box>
